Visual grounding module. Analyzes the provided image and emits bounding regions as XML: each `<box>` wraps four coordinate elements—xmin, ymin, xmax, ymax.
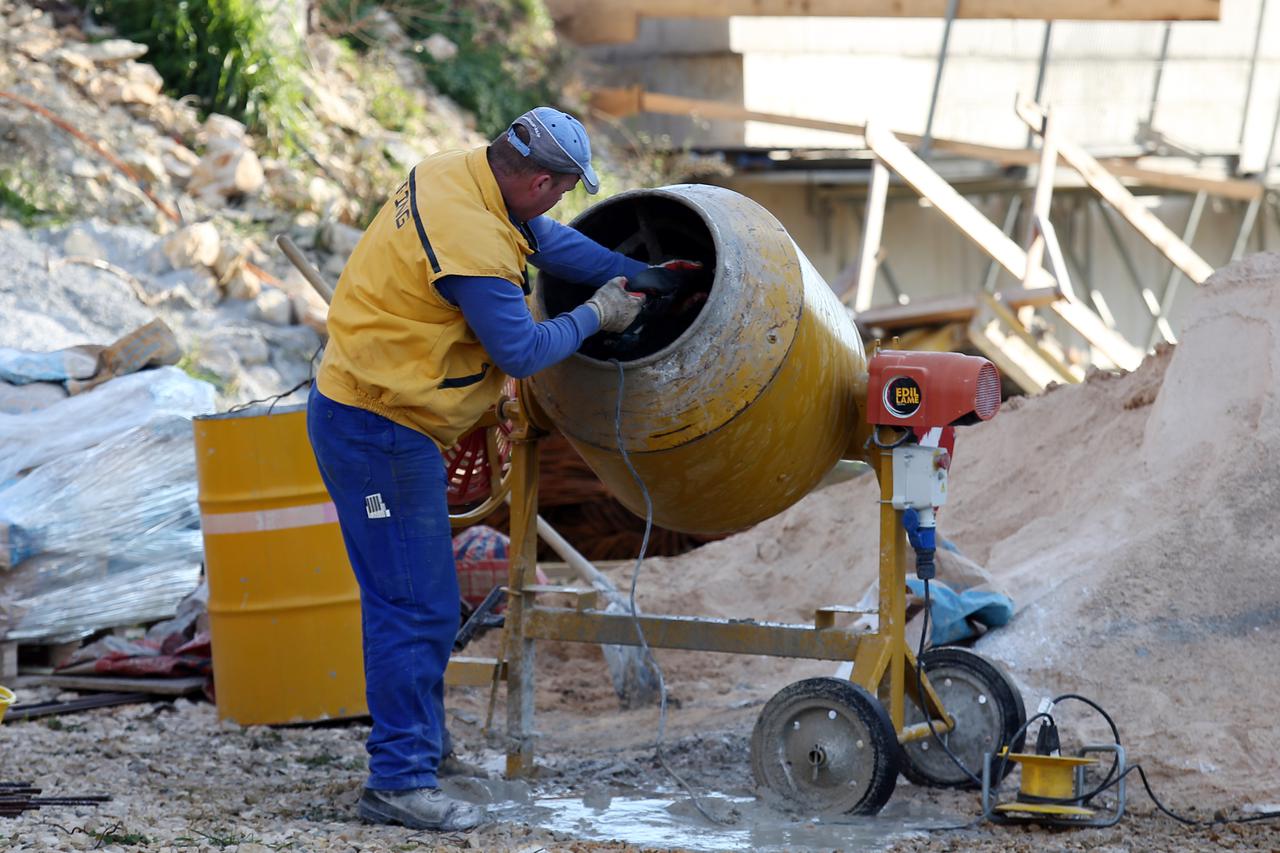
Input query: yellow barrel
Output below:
<box><xmin>193</xmin><ymin>405</ymin><xmax>365</xmax><ymax>725</ymax></box>
<box><xmin>530</xmin><ymin>184</ymin><xmax>868</xmax><ymax>534</ymax></box>
<box><xmin>0</xmin><ymin>684</ymin><xmax>14</xmax><ymax>724</ymax></box>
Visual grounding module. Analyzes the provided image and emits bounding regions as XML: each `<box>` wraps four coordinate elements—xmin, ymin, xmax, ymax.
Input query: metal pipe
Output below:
<box><xmin>1237</xmin><ymin>0</ymin><xmax>1269</xmax><ymax>155</ymax></box>
<box><xmin>983</xmin><ymin>194</ymin><xmax>1024</xmax><ymax>292</ymax></box>
<box><xmin>1147</xmin><ymin>191</ymin><xmax>1206</xmax><ymax>348</ymax></box>
<box><xmin>1231</xmin><ymin>197</ymin><xmax>1262</xmax><ymax>261</ymax></box>
<box><xmin>1098</xmin><ymin>203</ymin><xmax>1159</xmax><ymax>316</ymax></box>
<box><xmin>920</xmin><ymin>0</ymin><xmax>960</xmax><ymax>157</ymax></box>
<box><xmin>1026</xmin><ymin>22</ymin><xmax>1055</xmax><ymax>149</ymax></box>
<box><xmin>1145</xmin><ymin>23</ymin><xmax>1173</xmax><ymax>133</ymax></box>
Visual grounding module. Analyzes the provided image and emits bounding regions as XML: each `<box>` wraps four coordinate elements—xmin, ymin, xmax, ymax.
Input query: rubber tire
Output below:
<box><xmin>751</xmin><ymin>677</ymin><xmax>900</xmax><ymax>816</ymax></box>
<box><xmin>901</xmin><ymin>647</ymin><xmax>1027</xmax><ymax>789</ymax></box>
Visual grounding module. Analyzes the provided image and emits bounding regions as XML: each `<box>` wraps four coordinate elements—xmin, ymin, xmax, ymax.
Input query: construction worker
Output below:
<box><xmin>305</xmin><ymin>107</ymin><xmax>673</xmax><ymax>832</ymax></box>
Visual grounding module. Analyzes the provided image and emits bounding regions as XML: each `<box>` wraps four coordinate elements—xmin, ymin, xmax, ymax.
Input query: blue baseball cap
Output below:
<box><xmin>506</xmin><ymin>107</ymin><xmax>600</xmax><ymax>194</ymax></box>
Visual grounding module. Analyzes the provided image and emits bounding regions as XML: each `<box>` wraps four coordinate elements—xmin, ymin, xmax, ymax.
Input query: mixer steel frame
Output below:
<box><xmin>491</xmin><ymin>393</ymin><xmax>955</xmax><ymax>779</ymax></box>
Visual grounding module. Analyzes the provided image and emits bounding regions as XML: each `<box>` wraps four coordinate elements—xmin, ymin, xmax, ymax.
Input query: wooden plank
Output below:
<box><xmin>866</xmin><ymin>123</ymin><xmax>1145</xmax><ymax>371</ymax></box>
<box><xmin>1049</xmin><ymin>299</ymin><xmax>1144</xmax><ymax>371</ymax></box>
<box><xmin>1101</xmin><ymin>161</ymin><xmax>1262</xmax><ymax>202</ymax></box>
<box><xmin>590</xmin><ymin>87</ymin><xmax>1264</xmax><ymax>203</ymax></box>
<box><xmin>856</xmin><ymin>286</ymin><xmax>1060</xmax><ymax>332</ymax></box>
<box><xmin>1017</xmin><ymin>96</ymin><xmax>1215</xmax><ymax>286</ymax></box>
<box><xmin>445</xmin><ymin>656</ymin><xmax>508</xmax><ymax>688</ymax></box>
<box><xmin>978</xmin><ymin>292</ymin><xmax>1081</xmax><ymax>384</ymax></box>
<box><xmin>26</xmin><ymin>674</ymin><xmax>205</xmax><ymax>696</ymax></box>
<box><xmin>966</xmin><ymin>322</ymin><xmax>1053</xmax><ymax>395</ymax></box>
<box><xmin>553</xmin><ymin>1</ymin><xmax>1219</xmax><ymax>43</ymax></box>
<box><xmin>851</xmin><ymin>160</ymin><xmax>890</xmax><ymax>311</ymax></box>
<box><xmin>865</xmin><ymin>122</ymin><xmax>1058</xmax><ymax>290</ymax></box>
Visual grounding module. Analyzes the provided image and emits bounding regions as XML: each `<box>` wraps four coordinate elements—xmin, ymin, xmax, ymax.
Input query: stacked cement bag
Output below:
<box><xmin>0</xmin><ymin>369</ymin><xmax>215</xmax><ymax>641</ymax></box>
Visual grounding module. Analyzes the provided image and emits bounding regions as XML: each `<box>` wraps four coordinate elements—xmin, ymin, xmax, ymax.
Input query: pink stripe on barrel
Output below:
<box><xmin>201</xmin><ymin>501</ymin><xmax>339</xmax><ymax>535</ymax></box>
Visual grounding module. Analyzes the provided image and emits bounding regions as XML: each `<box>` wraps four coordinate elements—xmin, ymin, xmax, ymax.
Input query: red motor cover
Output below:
<box><xmin>866</xmin><ymin>350</ymin><xmax>1001</xmax><ymax>430</ymax></box>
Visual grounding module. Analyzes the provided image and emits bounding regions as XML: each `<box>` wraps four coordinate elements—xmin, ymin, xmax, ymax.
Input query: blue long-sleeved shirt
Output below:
<box><xmin>435</xmin><ymin>216</ymin><xmax>647</xmax><ymax>378</ymax></box>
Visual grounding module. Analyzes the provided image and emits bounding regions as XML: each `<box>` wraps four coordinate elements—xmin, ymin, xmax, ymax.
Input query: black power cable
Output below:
<box><xmin>914</xmin><ymin>578</ymin><xmax>1280</xmax><ymax>829</ymax></box>
<box><xmin>609</xmin><ymin>359</ymin><xmax>736</xmax><ymax>827</ymax></box>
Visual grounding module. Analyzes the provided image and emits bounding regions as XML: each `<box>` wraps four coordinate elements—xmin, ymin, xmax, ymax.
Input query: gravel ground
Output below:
<box><xmin>4</xmin><ymin>681</ymin><xmax>1280</xmax><ymax>852</ymax></box>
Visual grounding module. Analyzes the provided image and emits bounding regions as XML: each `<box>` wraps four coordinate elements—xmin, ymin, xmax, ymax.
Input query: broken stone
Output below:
<box><xmin>162</xmin><ymin>222</ymin><xmax>221</xmax><ymax>270</ymax></box>
<box><xmin>383</xmin><ymin>137</ymin><xmax>425</xmax><ymax>170</ymax></box>
<box><xmin>188</xmin><ymin>146</ymin><xmax>265</xmax><ymax>199</ymax></box>
<box><xmin>319</xmin><ymin>220</ymin><xmax>363</xmax><ymax>257</ymax></box>
<box><xmin>304</xmin><ymin>77</ymin><xmax>363</xmax><ymax>133</ymax></box>
<box><xmin>421</xmin><ymin>33</ymin><xmax>458</xmax><ymax>62</ymax></box>
<box><xmin>69</xmin><ymin>158</ymin><xmax>100</xmax><ymax>179</ymax></box>
<box><xmin>199</xmin><ymin>113</ymin><xmax>250</xmax><ymax>149</ymax></box>
<box><xmin>223</xmin><ymin>266</ymin><xmax>263</xmax><ymax>301</ymax></box>
<box><xmin>72</xmin><ymin>38</ymin><xmax>149</xmax><ymax>65</ymax></box>
<box><xmin>252</xmin><ymin>287</ymin><xmax>294</xmax><ymax>326</ymax></box>
<box><xmin>51</xmin><ymin>45</ymin><xmax>94</xmax><ymax>71</ymax></box>
<box><xmin>122</xmin><ymin>148</ymin><xmax>167</xmax><ymax>185</ymax></box>
<box><xmin>62</xmin><ymin>226</ymin><xmax>108</xmax><ymax>259</ymax></box>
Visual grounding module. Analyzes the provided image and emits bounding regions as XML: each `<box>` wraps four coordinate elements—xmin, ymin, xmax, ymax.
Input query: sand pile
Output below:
<box><xmin>623</xmin><ymin>252</ymin><xmax>1280</xmax><ymax>805</ymax></box>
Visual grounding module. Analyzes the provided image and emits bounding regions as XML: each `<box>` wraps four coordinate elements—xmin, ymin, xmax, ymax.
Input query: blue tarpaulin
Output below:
<box><xmin>907</xmin><ymin>577</ymin><xmax>1013</xmax><ymax>646</ymax></box>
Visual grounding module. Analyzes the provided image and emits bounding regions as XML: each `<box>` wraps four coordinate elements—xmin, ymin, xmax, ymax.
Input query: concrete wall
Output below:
<box><xmin>732</xmin><ymin>9</ymin><xmax>1280</xmax><ymax>169</ymax></box>
<box><xmin>582</xmin><ymin>19</ymin><xmax>745</xmax><ymax>145</ymax></box>
<box><xmin>586</xmin><ymin>4</ymin><xmax>1280</xmax><ymax>170</ymax></box>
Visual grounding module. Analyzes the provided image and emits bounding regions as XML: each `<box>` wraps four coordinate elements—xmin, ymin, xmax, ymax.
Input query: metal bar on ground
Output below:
<box><xmin>4</xmin><ymin>692</ymin><xmax>159</xmax><ymax>721</ymax></box>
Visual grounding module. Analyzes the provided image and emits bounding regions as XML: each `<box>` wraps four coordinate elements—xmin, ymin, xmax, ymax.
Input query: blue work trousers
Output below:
<box><xmin>306</xmin><ymin>385</ymin><xmax>457</xmax><ymax>790</ymax></box>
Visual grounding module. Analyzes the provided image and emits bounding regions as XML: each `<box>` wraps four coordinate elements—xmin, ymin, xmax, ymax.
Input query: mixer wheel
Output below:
<box><xmin>899</xmin><ymin>647</ymin><xmax>1026</xmax><ymax>789</ymax></box>
<box><xmin>751</xmin><ymin>677</ymin><xmax>899</xmax><ymax>815</ymax></box>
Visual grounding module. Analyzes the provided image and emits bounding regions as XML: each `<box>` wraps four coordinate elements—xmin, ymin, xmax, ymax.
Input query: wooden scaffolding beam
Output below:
<box><xmin>552</xmin><ymin>0</ymin><xmax>1220</xmax><ymax>44</ymax></box>
<box><xmin>591</xmin><ymin>87</ymin><xmax>1264</xmax><ymax>203</ymax></box>
<box><xmin>864</xmin><ymin>123</ymin><xmax>1145</xmax><ymax>372</ymax></box>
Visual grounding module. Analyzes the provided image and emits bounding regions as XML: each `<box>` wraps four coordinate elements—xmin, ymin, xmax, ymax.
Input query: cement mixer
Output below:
<box><xmin>528</xmin><ymin>184</ymin><xmax>865</xmax><ymax>534</ymax></box>
<box><xmin>274</xmin><ymin>184</ymin><xmax>1024</xmax><ymax>816</ymax></box>
<box><xmin>477</xmin><ymin>184</ymin><xmax>1024</xmax><ymax>816</ymax></box>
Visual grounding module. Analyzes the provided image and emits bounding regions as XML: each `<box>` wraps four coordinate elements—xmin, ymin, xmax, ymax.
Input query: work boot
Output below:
<box><xmin>357</xmin><ymin>787</ymin><xmax>485</xmax><ymax>831</ymax></box>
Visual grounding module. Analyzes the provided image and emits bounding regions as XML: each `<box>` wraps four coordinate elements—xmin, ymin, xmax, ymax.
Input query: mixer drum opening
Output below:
<box><xmin>539</xmin><ymin>195</ymin><xmax>717</xmax><ymax>362</ymax></box>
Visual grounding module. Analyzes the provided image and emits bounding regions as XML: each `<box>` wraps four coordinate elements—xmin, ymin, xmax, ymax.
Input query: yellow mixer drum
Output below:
<box><xmin>193</xmin><ymin>406</ymin><xmax>366</xmax><ymax>725</ymax></box>
<box><xmin>530</xmin><ymin>184</ymin><xmax>867</xmax><ymax>534</ymax></box>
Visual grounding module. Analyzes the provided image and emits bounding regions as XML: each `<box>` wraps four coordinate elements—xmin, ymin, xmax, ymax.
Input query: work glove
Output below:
<box><xmin>585</xmin><ymin>276</ymin><xmax>647</xmax><ymax>333</ymax></box>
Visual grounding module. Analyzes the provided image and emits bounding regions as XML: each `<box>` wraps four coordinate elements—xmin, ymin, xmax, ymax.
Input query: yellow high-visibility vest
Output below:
<box><xmin>317</xmin><ymin>146</ymin><xmax>534</xmax><ymax>447</ymax></box>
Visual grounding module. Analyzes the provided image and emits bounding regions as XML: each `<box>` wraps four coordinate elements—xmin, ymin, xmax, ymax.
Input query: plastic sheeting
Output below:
<box><xmin>0</xmin><ymin>416</ymin><xmax>205</xmax><ymax>641</ymax></box>
<box><xmin>0</xmin><ymin>365</ymin><xmax>215</xmax><ymax>487</ymax></box>
<box><xmin>0</xmin><ymin>345</ymin><xmax>99</xmax><ymax>384</ymax></box>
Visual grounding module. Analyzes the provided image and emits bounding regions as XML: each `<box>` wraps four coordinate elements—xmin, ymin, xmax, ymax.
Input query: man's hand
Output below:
<box><xmin>586</xmin><ymin>276</ymin><xmax>647</xmax><ymax>333</ymax></box>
